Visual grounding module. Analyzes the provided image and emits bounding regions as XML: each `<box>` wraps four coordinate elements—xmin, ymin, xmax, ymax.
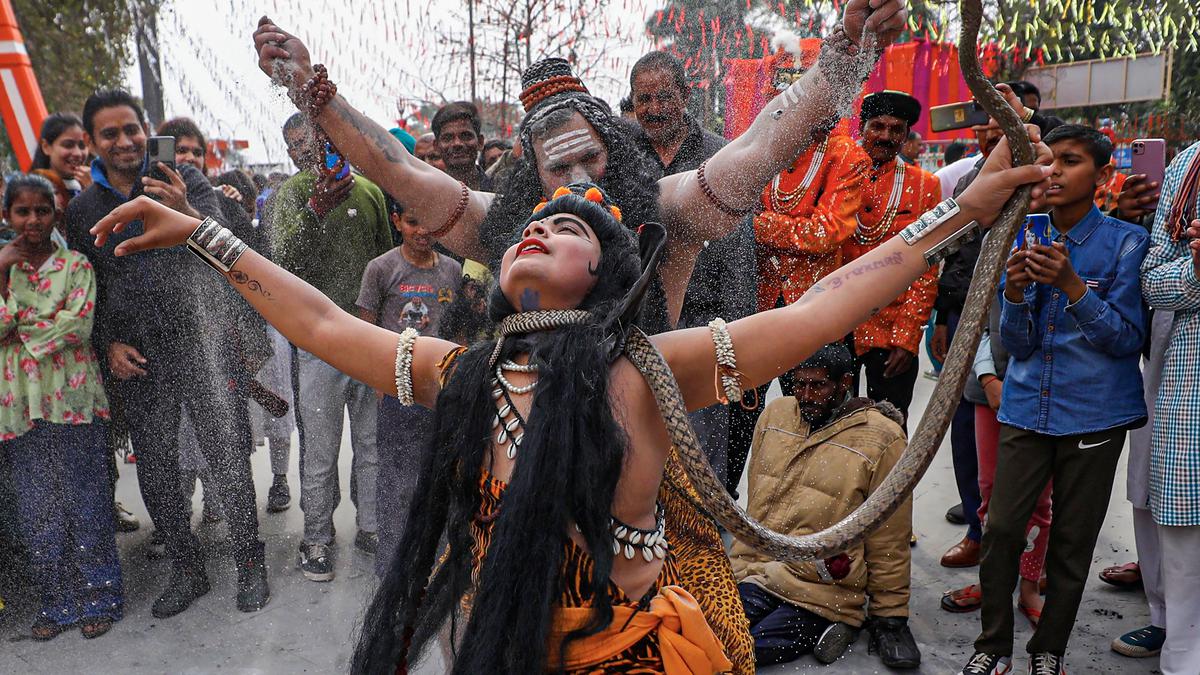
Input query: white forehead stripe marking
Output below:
<box><xmin>541</xmin><ymin>128</ymin><xmax>591</xmax><ymax>155</ymax></box>
<box><xmin>545</xmin><ymin>136</ymin><xmax>601</xmax><ymax>163</ymax></box>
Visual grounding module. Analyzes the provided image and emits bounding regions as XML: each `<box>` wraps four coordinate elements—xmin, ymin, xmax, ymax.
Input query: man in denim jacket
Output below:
<box><xmin>958</xmin><ymin>125</ymin><xmax>1149</xmax><ymax>675</ymax></box>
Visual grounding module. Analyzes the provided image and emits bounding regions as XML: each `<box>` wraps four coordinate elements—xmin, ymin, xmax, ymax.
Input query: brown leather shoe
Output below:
<box><xmin>940</xmin><ymin>536</ymin><xmax>980</xmax><ymax>568</ymax></box>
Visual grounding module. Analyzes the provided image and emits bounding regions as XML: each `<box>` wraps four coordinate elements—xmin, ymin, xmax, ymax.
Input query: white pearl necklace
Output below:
<box><xmin>495</xmin><ymin>360</ymin><xmax>538</xmax><ymax>395</ymax></box>
<box><xmin>491</xmin><ymin>360</ymin><xmax>538</xmax><ymax>459</ymax></box>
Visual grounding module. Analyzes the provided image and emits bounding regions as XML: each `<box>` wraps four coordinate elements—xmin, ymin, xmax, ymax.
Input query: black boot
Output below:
<box><xmin>867</xmin><ymin>616</ymin><xmax>921</xmax><ymax>669</ymax></box>
<box><xmin>237</xmin><ymin>542</ymin><xmax>271</xmax><ymax>612</ymax></box>
<box><xmin>266</xmin><ymin>475</ymin><xmax>290</xmax><ymax>513</ymax></box>
<box><xmin>151</xmin><ymin>565</ymin><xmax>210</xmax><ymax>618</ymax></box>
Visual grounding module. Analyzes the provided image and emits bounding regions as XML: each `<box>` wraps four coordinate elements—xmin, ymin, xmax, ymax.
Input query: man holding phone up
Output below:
<box><xmin>65</xmin><ymin>89</ymin><xmax>271</xmax><ymax>618</ymax></box>
<box><xmin>960</xmin><ymin>124</ymin><xmax>1149</xmax><ymax>675</ymax></box>
<box><xmin>265</xmin><ymin>113</ymin><xmax>392</xmax><ymax>583</ymax></box>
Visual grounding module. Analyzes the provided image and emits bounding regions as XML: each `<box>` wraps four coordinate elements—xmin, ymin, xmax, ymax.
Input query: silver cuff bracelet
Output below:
<box><xmin>924</xmin><ymin>220</ymin><xmax>983</xmax><ymax>267</ymax></box>
<box><xmin>187</xmin><ymin>217</ymin><xmax>247</xmax><ymax>273</ymax></box>
<box><xmin>900</xmin><ymin>198</ymin><xmax>961</xmax><ymax>246</ymax></box>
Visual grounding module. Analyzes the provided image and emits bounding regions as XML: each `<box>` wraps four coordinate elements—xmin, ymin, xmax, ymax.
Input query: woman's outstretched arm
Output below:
<box><xmin>252</xmin><ymin>17</ymin><xmax>493</xmax><ymax>262</ymax></box>
<box><xmin>655</xmin><ymin>131</ymin><xmax>1054</xmax><ymax>412</ymax></box>
<box><xmin>89</xmin><ymin>198</ymin><xmax>458</xmax><ymax>408</ymax></box>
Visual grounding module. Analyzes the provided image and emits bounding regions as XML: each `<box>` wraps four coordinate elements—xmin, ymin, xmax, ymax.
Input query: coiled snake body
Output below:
<box><xmin>624</xmin><ymin>0</ymin><xmax>1036</xmax><ymax>562</ymax></box>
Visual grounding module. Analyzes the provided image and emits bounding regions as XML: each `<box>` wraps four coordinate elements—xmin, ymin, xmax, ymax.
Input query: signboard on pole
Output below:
<box><xmin>0</xmin><ymin>0</ymin><xmax>48</xmax><ymax>171</ymax></box>
<box><xmin>1025</xmin><ymin>51</ymin><xmax>1173</xmax><ymax>110</ymax></box>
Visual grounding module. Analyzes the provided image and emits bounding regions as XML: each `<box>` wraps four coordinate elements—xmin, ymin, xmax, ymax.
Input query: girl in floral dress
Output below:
<box><xmin>0</xmin><ymin>174</ymin><xmax>121</xmax><ymax>640</ymax></box>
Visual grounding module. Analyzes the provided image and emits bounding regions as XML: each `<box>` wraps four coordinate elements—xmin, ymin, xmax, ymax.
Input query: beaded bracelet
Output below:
<box><xmin>697</xmin><ymin>160</ymin><xmax>754</xmax><ymax>217</ymax></box>
<box><xmin>290</xmin><ymin>64</ymin><xmax>337</xmax><ymax>118</ymax></box>
<box><xmin>428</xmin><ymin>182</ymin><xmax>470</xmax><ymax>239</ymax></box>
<box><xmin>395</xmin><ymin>328</ymin><xmax>419</xmax><ymax>406</ymax></box>
<box><xmin>708</xmin><ymin>318</ymin><xmax>743</xmax><ymax>404</ymax></box>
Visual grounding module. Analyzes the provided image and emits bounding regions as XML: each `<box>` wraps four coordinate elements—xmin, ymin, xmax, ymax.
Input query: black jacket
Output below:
<box><xmin>66</xmin><ymin>163</ymin><xmax>269</xmax><ymax>375</ymax></box>
<box><xmin>635</xmin><ymin>117</ymin><xmax>757</xmax><ymax>328</ymax></box>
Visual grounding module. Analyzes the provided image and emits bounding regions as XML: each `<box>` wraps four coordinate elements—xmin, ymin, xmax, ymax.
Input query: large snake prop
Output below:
<box><xmin>623</xmin><ymin>0</ymin><xmax>1036</xmax><ymax>562</ymax></box>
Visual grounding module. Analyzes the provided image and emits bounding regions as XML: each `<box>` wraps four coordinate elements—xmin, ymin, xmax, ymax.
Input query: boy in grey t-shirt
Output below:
<box><xmin>357</xmin><ymin>199</ymin><xmax>462</xmax><ymax>575</ymax></box>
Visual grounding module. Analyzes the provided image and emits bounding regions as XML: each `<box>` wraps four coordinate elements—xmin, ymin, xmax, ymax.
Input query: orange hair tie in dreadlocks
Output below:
<box><xmin>532</xmin><ymin>184</ymin><xmax>623</xmax><ymax>223</ymax></box>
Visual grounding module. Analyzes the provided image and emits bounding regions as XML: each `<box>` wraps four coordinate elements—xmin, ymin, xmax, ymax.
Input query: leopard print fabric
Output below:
<box><xmin>660</xmin><ymin>448</ymin><xmax>754</xmax><ymax>675</ymax></box>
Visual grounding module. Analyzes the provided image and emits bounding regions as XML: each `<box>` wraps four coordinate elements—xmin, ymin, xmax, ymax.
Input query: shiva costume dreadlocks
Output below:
<box><xmin>354</xmin><ymin>183</ymin><xmax>747</xmax><ymax>674</ymax></box>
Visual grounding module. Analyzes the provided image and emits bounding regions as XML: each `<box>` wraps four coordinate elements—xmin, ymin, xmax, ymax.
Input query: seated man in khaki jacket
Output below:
<box><xmin>730</xmin><ymin>342</ymin><xmax>920</xmax><ymax>669</ymax></box>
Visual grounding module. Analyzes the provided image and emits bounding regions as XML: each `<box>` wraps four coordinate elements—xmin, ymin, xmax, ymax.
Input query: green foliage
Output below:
<box><xmin>0</xmin><ymin>0</ymin><xmax>135</xmax><ymax>169</ymax></box>
<box><xmin>13</xmin><ymin>0</ymin><xmax>136</xmax><ymax>115</ymax></box>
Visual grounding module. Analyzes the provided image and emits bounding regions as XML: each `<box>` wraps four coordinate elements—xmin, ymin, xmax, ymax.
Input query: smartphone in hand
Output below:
<box><xmin>325</xmin><ymin>142</ymin><xmax>350</xmax><ymax>180</ymax></box>
<box><xmin>1016</xmin><ymin>213</ymin><xmax>1054</xmax><ymax>250</ymax></box>
<box><xmin>930</xmin><ymin>101</ymin><xmax>990</xmax><ymax>133</ymax></box>
<box><xmin>143</xmin><ymin>136</ymin><xmax>176</xmax><ymax>200</ymax></box>
<box><xmin>1131</xmin><ymin>139</ymin><xmax>1166</xmax><ymax>211</ymax></box>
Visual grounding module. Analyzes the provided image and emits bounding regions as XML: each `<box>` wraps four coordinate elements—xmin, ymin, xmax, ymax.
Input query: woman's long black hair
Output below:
<box><xmin>352</xmin><ymin>185</ymin><xmax>663</xmax><ymax>674</ymax></box>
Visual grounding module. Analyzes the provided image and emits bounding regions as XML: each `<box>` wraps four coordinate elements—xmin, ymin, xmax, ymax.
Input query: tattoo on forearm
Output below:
<box><xmin>228</xmin><ymin>270</ymin><xmax>273</xmax><ymax>299</ymax></box>
<box><xmin>331</xmin><ymin>99</ymin><xmax>407</xmax><ymax>165</ymax></box>
<box><xmin>796</xmin><ymin>283</ymin><xmax>826</xmax><ymax>305</ymax></box>
<box><xmin>827</xmin><ymin>252</ymin><xmax>905</xmax><ymax>290</ymax></box>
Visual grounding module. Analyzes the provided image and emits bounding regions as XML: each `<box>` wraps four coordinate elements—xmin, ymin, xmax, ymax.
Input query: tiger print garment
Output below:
<box><xmin>439</xmin><ymin>349</ymin><xmax>751</xmax><ymax>673</ymax></box>
<box><xmin>659</xmin><ymin>449</ymin><xmax>754</xmax><ymax>675</ymax></box>
<box><xmin>471</xmin><ymin>472</ymin><xmax>683</xmax><ymax>672</ymax></box>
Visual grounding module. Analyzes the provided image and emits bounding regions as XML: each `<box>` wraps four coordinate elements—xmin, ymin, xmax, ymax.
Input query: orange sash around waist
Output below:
<box><xmin>548</xmin><ymin>585</ymin><xmax>733</xmax><ymax>674</ymax></box>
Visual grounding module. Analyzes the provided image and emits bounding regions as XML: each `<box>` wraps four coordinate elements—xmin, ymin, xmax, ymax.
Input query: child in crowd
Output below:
<box><xmin>356</xmin><ymin>198</ymin><xmax>462</xmax><ymax>575</ymax></box>
<box><xmin>0</xmin><ymin>174</ymin><xmax>121</xmax><ymax>640</ymax></box>
<box><xmin>959</xmin><ymin>125</ymin><xmax>1149</xmax><ymax>675</ymax></box>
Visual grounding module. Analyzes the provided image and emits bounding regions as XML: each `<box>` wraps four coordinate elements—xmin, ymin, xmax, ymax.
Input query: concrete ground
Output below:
<box><xmin>0</xmin><ymin>353</ymin><xmax>1159</xmax><ymax>674</ymax></box>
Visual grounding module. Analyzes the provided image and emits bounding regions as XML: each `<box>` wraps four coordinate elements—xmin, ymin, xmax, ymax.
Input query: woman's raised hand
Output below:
<box><xmin>253</xmin><ymin>16</ymin><xmax>314</xmax><ymax>84</ymax></box>
<box><xmin>90</xmin><ymin>195</ymin><xmax>202</xmax><ymax>257</ymax></box>
<box><xmin>958</xmin><ymin>124</ymin><xmax>1055</xmax><ymax>228</ymax></box>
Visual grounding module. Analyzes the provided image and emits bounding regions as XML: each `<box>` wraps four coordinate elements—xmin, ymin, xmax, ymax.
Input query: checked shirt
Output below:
<box><xmin>1141</xmin><ymin>140</ymin><xmax>1200</xmax><ymax>527</ymax></box>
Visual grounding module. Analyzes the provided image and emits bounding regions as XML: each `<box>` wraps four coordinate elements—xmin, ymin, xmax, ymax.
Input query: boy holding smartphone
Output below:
<box><xmin>959</xmin><ymin>125</ymin><xmax>1150</xmax><ymax>675</ymax></box>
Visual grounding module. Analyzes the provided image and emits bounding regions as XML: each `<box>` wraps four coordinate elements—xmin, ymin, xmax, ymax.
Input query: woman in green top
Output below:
<box><xmin>0</xmin><ymin>174</ymin><xmax>122</xmax><ymax>640</ymax></box>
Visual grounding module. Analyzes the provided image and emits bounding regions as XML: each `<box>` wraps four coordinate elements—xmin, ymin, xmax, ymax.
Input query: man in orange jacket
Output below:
<box><xmin>841</xmin><ymin>91</ymin><xmax>941</xmax><ymax>429</ymax></box>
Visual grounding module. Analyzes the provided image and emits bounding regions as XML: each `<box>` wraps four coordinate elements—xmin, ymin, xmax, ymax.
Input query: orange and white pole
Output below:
<box><xmin>0</xmin><ymin>0</ymin><xmax>46</xmax><ymax>171</ymax></box>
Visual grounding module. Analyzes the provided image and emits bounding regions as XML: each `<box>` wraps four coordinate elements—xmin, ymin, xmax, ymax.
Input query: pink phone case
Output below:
<box><xmin>1131</xmin><ymin>139</ymin><xmax>1166</xmax><ymax>211</ymax></box>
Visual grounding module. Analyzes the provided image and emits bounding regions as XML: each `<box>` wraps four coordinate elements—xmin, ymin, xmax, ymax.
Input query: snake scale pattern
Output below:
<box><xmin>623</xmin><ymin>0</ymin><xmax>1036</xmax><ymax>562</ymax></box>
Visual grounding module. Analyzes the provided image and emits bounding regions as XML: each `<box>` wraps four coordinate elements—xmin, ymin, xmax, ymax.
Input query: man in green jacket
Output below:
<box><xmin>267</xmin><ymin>113</ymin><xmax>393</xmax><ymax>582</ymax></box>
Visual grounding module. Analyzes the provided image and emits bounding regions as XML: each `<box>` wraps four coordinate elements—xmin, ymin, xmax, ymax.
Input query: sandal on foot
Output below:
<box><xmin>1018</xmin><ymin>602</ymin><xmax>1042</xmax><ymax>628</ymax></box>
<box><xmin>80</xmin><ymin>617</ymin><xmax>113</xmax><ymax>639</ymax></box>
<box><xmin>940</xmin><ymin>584</ymin><xmax>982</xmax><ymax>613</ymax></box>
<box><xmin>1098</xmin><ymin>562</ymin><xmax>1142</xmax><ymax>589</ymax></box>
<box><xmin>31</xmin><ymin>617</ymin><xmax>68</xmax><ymax>641</ymax></box>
